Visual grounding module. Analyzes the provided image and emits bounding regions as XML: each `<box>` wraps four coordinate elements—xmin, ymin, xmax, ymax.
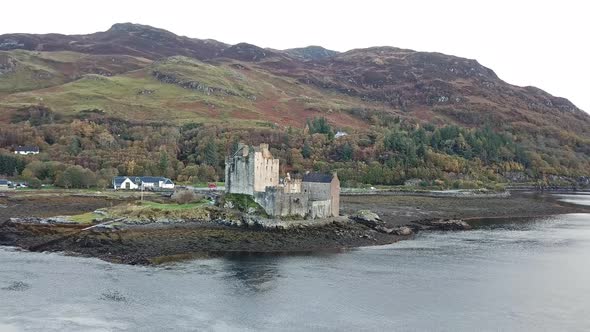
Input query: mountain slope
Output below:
<box><xmin>0</xmin><ymin>23</ymin><xmax>228</xmax><ymax>60</ymax></box>
<box><xmin>279</xmin><ymin>47</ymin><xmax>589</xmax><ymax>136</ymax></box>
<box><xmin>284</xmin><ymin>46</ymin><xmax>339</xmax><ymax>60</ymax></box>
<box><xmin>0</xmin><ymin>23</ymin><xmax>588</xmax><ymax>185</ymax></box>
<box><xmin>0</xmin><ymin>49</ymin><xmax>151</xmax><ymax>94</ymax></box>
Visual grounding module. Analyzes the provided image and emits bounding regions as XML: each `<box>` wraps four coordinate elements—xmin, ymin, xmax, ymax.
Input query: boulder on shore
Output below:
<box><xmin>394</xmin><ymin>226</ymin><xmax>414</xmax><ymax>236</ymax></box>
<box><xmin>373</xmin><ymin>225</ymin><xmax>414</xmax><ymax>236</ymax></box>
<box><xmin>422</xmin><ymin>219</ymin><xmax>472</xmax><ymax>231</ymax></box>
<box><xmin>350</xmin><ymin>210</ymin><xmax>382</xmax><ymax>227</ymax></box>
<box><xmin>374</xmin><ymin>225</ymin><xmax>394</xmax><ymax>234</ymax></box>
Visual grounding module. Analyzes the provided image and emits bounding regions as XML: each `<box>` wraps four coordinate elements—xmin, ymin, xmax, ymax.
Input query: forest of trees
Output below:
<box><xmin>0</xmin><ymin>114</ymin><xmax>588</xmax><ymax>189</ymax></box>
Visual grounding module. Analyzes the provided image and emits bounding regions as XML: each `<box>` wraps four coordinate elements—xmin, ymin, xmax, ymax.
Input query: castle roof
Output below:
<box><xmin>302</xmin><ymin>173</ymin><xmax>334</xmax><ymax>183</ymax></box>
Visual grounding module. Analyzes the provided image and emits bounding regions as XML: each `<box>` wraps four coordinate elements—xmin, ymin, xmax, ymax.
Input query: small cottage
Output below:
<box><xmin>113</xmin><ymin>176</ymin><xmax>175</xmax><ymax>190</ymax></box>
<box><xmin>14</xmin><ymin>146</ymin><xmax>40</xmax><ymax>155</ymax></box>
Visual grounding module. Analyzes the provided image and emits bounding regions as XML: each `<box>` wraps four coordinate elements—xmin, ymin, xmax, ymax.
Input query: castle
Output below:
<box><xmin>225</xmin><ymin>144</ymin><xmax>340</xmax><ymax>219</ymax></box>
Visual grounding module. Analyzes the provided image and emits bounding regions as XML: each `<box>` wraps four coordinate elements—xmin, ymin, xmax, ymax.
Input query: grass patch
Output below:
<box><xmin>138</xmin><ymin>201</ymin><xmax>208</xmax><ymax>210</ymax></box>
<box><xmin>105</xmin><ymin>200</ymin><xmax>211</xmax><ymax>221</ymax></box>
<box><xmin>67</xmin><ymin>212</ymin><xmax>106</xmax><ymax>224</ymax></box>
<box><xmin>187</xmin><ymin>181</ymin><xmax>225</xmax><ymax>187</ymax></box>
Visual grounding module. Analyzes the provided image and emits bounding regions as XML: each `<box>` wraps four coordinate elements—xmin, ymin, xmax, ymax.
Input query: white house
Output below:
<box><xmin>334</xmin><ymin>131</ymin><xmax>348</xmax><ymax>139</ymax></box>
<box><xmin>113</xmin><ymin>176</ymin><xmax>175</xmax><ymax>190</ymax></box>
<box><xmin>139</xmin><ymin>176</ymin><xmax>175</xmax><ymax>189</ymax></box>
<box><xmin>14</xmin><ymin>146</ymin><xmax>40</xmax><ymax>155</ymax></box>
<box><xmin>113</xmin><ymin>177</ymin><xmax>140</xmax><ymax>190</ymax></box>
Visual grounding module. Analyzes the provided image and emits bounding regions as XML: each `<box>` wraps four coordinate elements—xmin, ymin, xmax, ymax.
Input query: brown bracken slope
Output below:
<box><xmin>0</xmin><ymin>22</ymin><xmax>588</xmax><ymax>143</ymax></box>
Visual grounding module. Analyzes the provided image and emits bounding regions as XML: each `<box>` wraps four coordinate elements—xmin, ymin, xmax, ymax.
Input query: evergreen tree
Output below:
<box><xmin>204</xmin><ymin>140</ymin><xmax>219</xmax><ymax>166</ymax></box>
<box><xmin>68</xmin><ymin>136</ymin><xmax>82</xmax><ymax>156</ymax></box>
<box><xmin>302</xmin><ymin>141</ymin><xmax>312</xmax><ymax>159</ymax></box>
<box><xmin>341</xmin><ymin>143</ymin><xmax>353</xmax><ymax>161</ymax></box>
<box><xmin>158</xmin><ymin>152</ymin><xmax>169</xmax><ymax>175</ymax></box>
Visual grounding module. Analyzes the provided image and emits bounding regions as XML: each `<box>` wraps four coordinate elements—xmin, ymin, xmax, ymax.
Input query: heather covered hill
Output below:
<box><xmin>0</xmin><ymin>55</ymin><xmax>366</xmax><ymax>126</ymax></box>
<box><xmin>0</xmin><ymin>23</ymin><xmax>588</xmax><ymax>187</ymax></box>
<box><xmin>0</xmin><ymin>23</ymin><xmax>228</xmax><ymax>60</ymax></box>
<box><xmin>283</xmin><ymin>46</ymin><xmax>587</xmax><ymax>131</ymax></box>
<box><xmin>284</xmin><ymin>46</ymin><xmax>339</xmax><ymax>60</ymax></box>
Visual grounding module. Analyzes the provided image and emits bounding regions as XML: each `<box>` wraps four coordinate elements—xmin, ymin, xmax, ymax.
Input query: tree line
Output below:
<box><xmin>0</xmin><ymin>113</ymin><xmax>588</xmax><ymax>189</ymax></box>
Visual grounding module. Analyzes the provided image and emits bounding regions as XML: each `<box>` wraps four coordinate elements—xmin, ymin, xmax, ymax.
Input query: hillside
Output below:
<box><xmin>0</xmin><ymin>23</ymin><xmax>589</xmax><ymax>188</ymax></box>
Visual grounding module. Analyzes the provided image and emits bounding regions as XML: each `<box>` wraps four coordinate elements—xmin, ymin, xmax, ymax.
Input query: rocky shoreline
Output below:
<box><xmin>0</xmin><ymin>212</ymin><xmax>476</xmax><ymax>265</ymax></box>
<box><xmin>0</xmin><ymin>217</ymin><xmax>405</xmax><ymax>265</ymax></box>
<box><xmin>1</xmin><ymin>191</ymin><xmax>589</xmax><ymax>265</ymax></box>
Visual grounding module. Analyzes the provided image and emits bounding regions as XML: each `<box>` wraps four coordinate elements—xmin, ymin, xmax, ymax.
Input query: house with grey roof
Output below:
<box><xmin>113</xmin><ymin>176</ymin><xmax>175</xmax><ymax>190</ymax></box>
<box><xmin>14</xmin><ymin>146</ymin><xmax>39</xmax><ymax>155</ymax></box>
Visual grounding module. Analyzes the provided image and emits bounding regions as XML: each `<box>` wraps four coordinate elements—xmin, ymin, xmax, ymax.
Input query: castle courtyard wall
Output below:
<box><xmin>301</xmin><ymin>182</ymin><xmax>331</xmax><ymax>201</ymax></box>
<box><xmin>309</xmin><ymin>200</ymin><xmax>332</xmax><ymax>219</ymax></box>
<box><xmin>254</xmin><ymin>189</ymin><xmax>308</xmax><ymax>218</ymax></box>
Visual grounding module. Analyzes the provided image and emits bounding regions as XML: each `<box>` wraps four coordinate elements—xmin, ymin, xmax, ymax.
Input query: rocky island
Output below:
<box><xmin>1</xmin><ymin>187</ymin><xmax>588</xmax><ymax>265</ymax></box>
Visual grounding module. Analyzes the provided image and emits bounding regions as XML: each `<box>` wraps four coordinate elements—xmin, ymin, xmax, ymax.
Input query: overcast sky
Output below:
<box><xmin>2</xmin><ymin>0</ymin><xmax>588</xmax><ymax>112</ymax></box>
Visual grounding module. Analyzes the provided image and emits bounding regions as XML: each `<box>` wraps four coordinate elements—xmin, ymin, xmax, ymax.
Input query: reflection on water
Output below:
<box><xmin>468</xmin><ymin>215</ymin><xmax>558</xmax><ymax>229</ymax></box>
<box><xmin>221</xmin><ymin>256</ymin><xmax>282</xmax><ymax>294</ymax></box>
<box><xmin>558</xmin><ymin>192</ymin><xmax>590</xmax><ymax>206</ymax></box>
<box><xmin>1</xmin><ymin>209</ymin><xmax>590</xmax><ymax>330</ymax></box>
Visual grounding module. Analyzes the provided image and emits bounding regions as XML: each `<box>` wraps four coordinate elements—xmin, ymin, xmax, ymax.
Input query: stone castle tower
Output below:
<box><xmin>225</xmin><ymin>143</ymin><xmax>279</xmax><ymax>195</ymax></box>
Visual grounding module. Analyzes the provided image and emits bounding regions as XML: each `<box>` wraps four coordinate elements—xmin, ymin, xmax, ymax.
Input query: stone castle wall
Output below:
<box><xmin>302</xmin><ymin>181</ymin><xmax>331</xmax><ymax>201</ymax></box>
<box><xmin>283</xmin><ymin>178</ymin><xmax>302</xmax><ymax>194</ymax></box>
<box><xmin>309</xmin><ymin>200</ymin><xmax>332</xmax><ymax>219</ymax></box>
<box><xmin>254</xmin><ymin>188</ymin><xmax>308</xmax><ymax>218</ymax></box>
<box><xmin>330</xmin><ymin>177</ymin><xmax>340</xmax><ymax>218</ymax></box>
<box><xmin>253</xmin><ymin>149</ymin><xmax>279</xmax><ymax>192</ymax></box>
<box><xmin>226</xmin><ymin>144</ymin><xmax>279</xmax><ymax>195</ymax></box>
<box><xmin>225</xmin><ymin>155</ymin><xmax>254</xmax><ymax>195</ymax></box>
<box><xmin>226</xmin><ymin>144</ymin><xmax>340</xmax><ymax>219</ymax></box>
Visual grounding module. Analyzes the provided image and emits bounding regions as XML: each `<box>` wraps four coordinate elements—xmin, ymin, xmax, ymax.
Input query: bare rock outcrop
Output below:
<box><xmin>350</xmin><ymin>210</ymin><xmax>382</xmax><ymax>227</ymax></box>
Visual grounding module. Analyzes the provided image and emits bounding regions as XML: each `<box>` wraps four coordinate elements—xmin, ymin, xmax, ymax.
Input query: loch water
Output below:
<box><xmin>1</xmin><ymin>194</ymin><xmax>590</xmax><ymax>331</ymax></box>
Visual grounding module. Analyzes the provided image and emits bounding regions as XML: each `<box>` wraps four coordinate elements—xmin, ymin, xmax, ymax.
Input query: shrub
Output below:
<box><xmin>54</xmin><ymin>165</ymin><xmax>96</xmax><ymax>188</ymax></box>
<box><xmin>221</xmin><ymin>193</ymin><xmax>267</xmax><ymax>216</ymax></box>
<box><xmin>28</xmin><ymin>178</ymin><xmax>42</xmax><ymax>189</ymax></box>
<box><xmin>171</xmin><ymin>189</ymin><xmax>202</xmax><ymax>204</ymax></box>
